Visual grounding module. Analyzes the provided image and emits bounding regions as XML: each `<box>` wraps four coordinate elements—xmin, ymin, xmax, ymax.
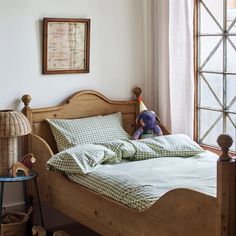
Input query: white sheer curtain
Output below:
<box><xmin>153</xmin><ymin>0</ymin><xmax>195</xmax><ymax>138</ymax></box>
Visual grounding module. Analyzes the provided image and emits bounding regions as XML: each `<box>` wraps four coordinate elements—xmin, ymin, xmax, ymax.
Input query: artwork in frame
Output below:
<box><xmin>43</xmin><ymin>18</ymin><xmax>90</xmax><ymax>74</ymax></box>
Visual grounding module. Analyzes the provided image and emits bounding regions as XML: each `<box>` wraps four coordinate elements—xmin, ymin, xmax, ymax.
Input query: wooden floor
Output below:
<box><xmin>48</xmin><ymin>222</ymin><xmax>100</xmax><ymax>236</ymax></box>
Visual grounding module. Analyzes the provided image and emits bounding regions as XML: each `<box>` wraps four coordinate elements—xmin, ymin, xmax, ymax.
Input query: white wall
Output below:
<box><xmin>0</xmin><ymin>0</ymin><xmax>146</xmax><ymax>109</ymax></box>
<box><xmin>0</xmin><ymin>0</ymin><xmax>147</xmax><ymax>206</ymax></box>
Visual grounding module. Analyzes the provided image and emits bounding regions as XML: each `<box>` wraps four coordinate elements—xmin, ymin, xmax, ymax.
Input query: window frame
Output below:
<box><xmin>194</xmin><ymin>0</ymin><xmax>236</xmax><ymax>154</ymax></box>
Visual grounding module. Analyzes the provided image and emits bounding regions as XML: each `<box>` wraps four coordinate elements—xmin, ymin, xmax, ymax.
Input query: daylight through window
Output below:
<box><xmin>196</xmin><ymin>0</ymin><xmax>236</xmax><ymax>151</ymax></box>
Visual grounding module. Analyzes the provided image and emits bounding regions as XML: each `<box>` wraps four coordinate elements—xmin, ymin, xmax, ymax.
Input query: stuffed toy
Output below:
<box><xmin>11</xmin><ymin>153</ymin><xmax>36</xmax><ymax>177</ymax></box>
<box><xmin>133</xmin><ymin>110</ymin><xmax>163</xmax><ymax>140</ymax></box>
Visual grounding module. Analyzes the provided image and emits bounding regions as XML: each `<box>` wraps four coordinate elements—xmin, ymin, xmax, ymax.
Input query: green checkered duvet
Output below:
<box><xmin>46</xmin><ymin>134</ymin><xmax>217</xmax><ymax>211</ymax></box>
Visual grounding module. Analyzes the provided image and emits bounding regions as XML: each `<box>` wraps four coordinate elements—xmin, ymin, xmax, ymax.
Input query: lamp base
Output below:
<box><xmin>0</xmin><ymin>137</ymin><xmax>17</xmax><ymax>176</ymax></box>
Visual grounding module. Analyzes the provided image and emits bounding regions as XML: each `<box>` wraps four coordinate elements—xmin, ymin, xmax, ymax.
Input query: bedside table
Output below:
<box><xmin>0</xmin><ymin>171</ymin><xmax>44</xmax><ymax>228</ymax></box>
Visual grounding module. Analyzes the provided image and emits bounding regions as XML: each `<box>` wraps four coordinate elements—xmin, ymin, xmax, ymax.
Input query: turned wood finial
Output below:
<box><xmin>217</xmin><ymin>134</ymin><xmax>233</xmax><ymax>161</ymax></box>
<box><xmin>133</xmin><ymin>87</ymin><xmax>142</xmax><ymax>100</ymax></box>
<box><xmin>21</xmin><ymin>94</ymin><xmax>31</xmax><ymax>108</ymax></box>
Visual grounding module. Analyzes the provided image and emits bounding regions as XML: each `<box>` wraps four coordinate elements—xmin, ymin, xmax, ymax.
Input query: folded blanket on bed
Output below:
<box><xmin>47</xmin><ymin>134</ymin><xmax>204</xmax><ymax>174</ymax></box>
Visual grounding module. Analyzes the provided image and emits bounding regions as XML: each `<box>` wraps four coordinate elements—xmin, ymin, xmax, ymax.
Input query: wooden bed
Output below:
<box><xmin>21</xmin><ymin>87</ymin><xmax>236</xmax><ymax>236</ymax></box>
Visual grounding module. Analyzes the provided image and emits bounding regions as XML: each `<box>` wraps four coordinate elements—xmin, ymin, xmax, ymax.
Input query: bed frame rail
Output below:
<box><xmin>217</xmin><ymin>134</ymin><xmax>236</xmax><ymax>236</ymax></box>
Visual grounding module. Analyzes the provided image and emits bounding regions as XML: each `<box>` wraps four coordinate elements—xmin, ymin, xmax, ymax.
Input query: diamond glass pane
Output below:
<box><xmin>226</xmin><ymin>75</ymin><xmax>236</xmax><ymax>112</ymax></box>
<box><xmin>200</xmin><ymin>37</ymin><xmax>222</xmax><ymax>69</ymax></box>
<box><xmin>227</xmin><ymin>0</ymin><xmax>236</xmax><ymax>33</ymax></box>
<box><xmin>199</xmin><ymin>109</ymin><xmax>223</xmax><ymax>146</ymax></box>
<box><xmin>201</xmin><ymin>37</ymin><xmax>223</xmax><ymax>71</ymax></box>
<box><xmin>227</xmin><ymin>37</ymin><xmax>236</xmax><ymax>72</ymax></box>
<box><xmin>200</xmin><ymin>0</ymin><xmax>223</xmax><ymax>34</ymax></box>
<box><xmin>226</xmin><ymin>114</ymin><xmax>236</xmax><ymax>151</ymax></box>
<box><xmin>200</xmin><ymin>73</ymin><xmax>223</xmax><ymax>108</ymax></box>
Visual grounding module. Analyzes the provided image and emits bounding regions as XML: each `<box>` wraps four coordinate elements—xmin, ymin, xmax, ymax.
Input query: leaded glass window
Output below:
<box><xmin>197</xmin><ymin>0</ymin><xmax>236</xmax><ymax>151</ymax></box>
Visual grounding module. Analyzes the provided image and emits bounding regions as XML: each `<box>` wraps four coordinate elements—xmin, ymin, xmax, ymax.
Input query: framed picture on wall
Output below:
<box><xmin>43</xmin><ymin>18</ymin><xmax>90</xmax><ymax>74</ymax></box>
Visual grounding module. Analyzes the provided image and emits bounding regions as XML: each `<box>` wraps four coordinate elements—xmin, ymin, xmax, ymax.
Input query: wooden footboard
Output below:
<box><xmin>32</xmin><ymin>133</ymin><xmax>217</xmax><ymax>236</ymax></box>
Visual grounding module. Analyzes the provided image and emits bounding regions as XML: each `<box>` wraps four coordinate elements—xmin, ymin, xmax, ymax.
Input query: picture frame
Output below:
<box><xmin>43</xmin><ymin>18</ymin><xmax>90</xmax><ymax>74</ymax></box>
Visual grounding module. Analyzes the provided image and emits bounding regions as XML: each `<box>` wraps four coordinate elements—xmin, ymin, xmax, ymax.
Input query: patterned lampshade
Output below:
<box><xmin>0</xmin><ymin>110</ymin><xmax>31</xmax><ymax>176</ymax></box>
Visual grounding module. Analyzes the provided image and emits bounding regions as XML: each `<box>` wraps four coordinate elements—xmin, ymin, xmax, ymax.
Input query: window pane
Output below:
<box><xmin>200</xmin><ymin>36</ymin><xmax>223</xmax><ymax>71</ymax></box>
<box><xmin>227</xmin><ymin>37</ymin><xmax>236</xmax><ymax>72</ymax></box>
<box><xmin>200</xmin><ymin>0</ymin><xmax>223</xmax><ymax>34</ymax></box>
<box><xmin>227</xmin><ymin>0</ymin><xmax>236</xmax><ymax>33</ymax></box>
<box><xmin>200</xmin><ymin>73</ymin><xmax>223</xmax><ymax>108</ymax></box>
<box><xmin>199</xmin><ymin>36</ymin><xmax>223</xmax><ymax>70</ymax></box>
<box><xmin>227</xmin><ymin>75</ymin><xmax>236</xmax><ymax>112</ymax></box>
<box><xmin>226</xmin><ymin>114</ymin><xmax>236</xmax><ymax>151</ymax></box>
<box><xmin>199</xmin><ymin>109</ymin><xmax>223</xmax><ymax>146</ymax></box>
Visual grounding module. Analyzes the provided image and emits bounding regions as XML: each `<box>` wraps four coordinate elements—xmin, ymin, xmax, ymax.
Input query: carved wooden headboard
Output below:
<box><xmin>21</xmin><ymin>88</ymin><xmax>141</xmax><ymax>154</ymax></box>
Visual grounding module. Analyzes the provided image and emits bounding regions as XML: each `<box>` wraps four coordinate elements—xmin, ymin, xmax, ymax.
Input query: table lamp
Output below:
<box><xmin>0</xmin><ymin>110</ymin><xmax>31</xmax><ymax>176</ymax></box>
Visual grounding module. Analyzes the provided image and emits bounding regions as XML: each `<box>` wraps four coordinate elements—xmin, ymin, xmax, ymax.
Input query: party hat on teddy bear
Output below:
<box><xmin>137</xmin><ymin>95</ymin><xmax>148</xmax><ymax>112</ymax></box>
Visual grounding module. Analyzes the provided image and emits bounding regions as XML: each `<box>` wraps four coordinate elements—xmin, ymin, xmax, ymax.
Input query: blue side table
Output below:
<box><xmin>0</xmin><ymin>171</ymin><xmax>44</xmax><ymax>228</ymax></box>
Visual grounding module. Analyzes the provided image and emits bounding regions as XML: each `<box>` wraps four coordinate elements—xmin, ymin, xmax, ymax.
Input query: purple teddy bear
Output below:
<box><xmin>133</xmin><ymin>110</ymin><xmax>163</xmax><ymax>140</ymax></box>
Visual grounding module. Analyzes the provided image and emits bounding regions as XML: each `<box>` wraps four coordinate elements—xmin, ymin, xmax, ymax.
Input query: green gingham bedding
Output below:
<box><xmin>47</xmin><ymin>134</ymin><xmax>204</xmax><ymax>174</ymax></box>
<box><xmin>67</xmin><ymin>151</ymin><xmax>217</xmax><ymax>211</ymax></box>
<box><xmin>46</xmin><ymin>134</ymin><xmax>217</xmax><ymax>211</ymax></box>
<box><xmin>47</xmin><ymin>112</ymin><xmax>130</xmax><ymax>152</ymax></box>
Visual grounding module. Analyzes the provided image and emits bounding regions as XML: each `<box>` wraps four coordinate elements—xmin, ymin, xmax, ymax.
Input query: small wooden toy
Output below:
<box><xmin>12</xmin><ymin>153</ymin><xmax>36</xmax><ymax>177</ymax></box>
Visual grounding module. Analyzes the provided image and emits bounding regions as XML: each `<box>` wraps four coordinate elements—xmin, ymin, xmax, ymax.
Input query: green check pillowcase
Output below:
<box><xmin>47</xmin><ymin>112</ymin><xmax>130</xmax><ymax>152</ymax></box>
<box><xmin>129</xmin><ymin>134</ymin><xmax>204</xmax><ymax>161</ymax></box>
<box><xmin>46</xmin><ymin>142</ymin><xmax>123</xmax><ymax>174</ymax></box>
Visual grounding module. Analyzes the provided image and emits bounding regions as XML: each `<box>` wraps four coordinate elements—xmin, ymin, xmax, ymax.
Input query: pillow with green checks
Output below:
<box><xmin>47</xmin><ymin>112</ymin><xmax>130</xmax><ymax>152</ymax></box>
<box><xmin>129</xmin><ymin>134</ymin><xmax>204</xmax><ymax>161</ymax></box>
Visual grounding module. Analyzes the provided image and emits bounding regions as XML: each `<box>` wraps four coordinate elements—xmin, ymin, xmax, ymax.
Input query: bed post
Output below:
<box><xmin>21</xmin><ymin>94</ymin><xmax>32</xmax><ymax>154</ymax></box>
<box><xmin>133</xmin><ymin>87</ymin><xmax>171</xmax><ymax>135</ymax></box>
<box><xmin>217</xmin><ymin>134</ymin><xmax>236</xmax><ymax>236</ymax></box>
<box><xmin>133</xmin><ymin>87</ymin><xmax>142</xmax><ymax>112</ymax></box>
